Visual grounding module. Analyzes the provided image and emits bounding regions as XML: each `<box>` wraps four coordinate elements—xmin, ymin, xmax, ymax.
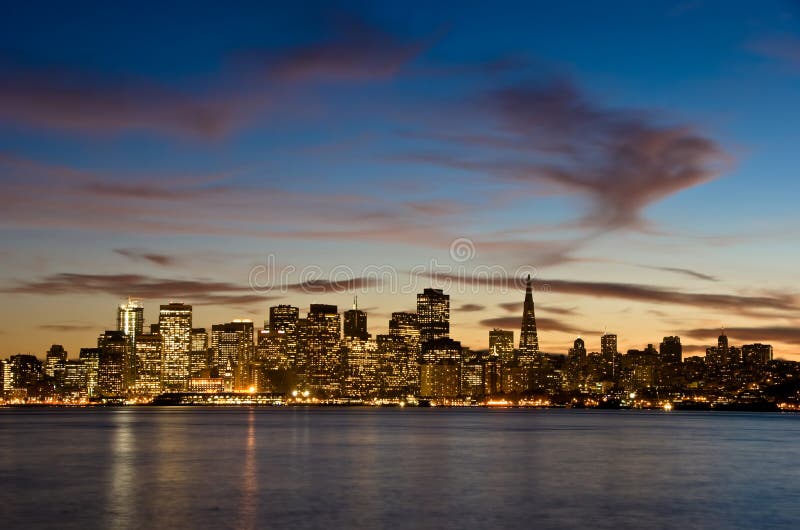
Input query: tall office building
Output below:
<box><xmin>489</xmin><ymin>329</ymin><xmax>514</xmax><ymax>363</ymax></box>
<box><xmin>302</xmin><ymin>304</ymin><xmax>341</xmax><ymax>395</ymax></box>
<box><xmin>518</xmin><ymin>275</ymin><xmax>540</xmax><ymax>364</ymax></box>
<box><xmin>117</xmin><ymin>298</ymin><xmax>144</xmax><ymax>388</ymax></box>
<box><xmin>97</xmin><ymin>330</ymin><xmax>129</xmax><ymax>395</ymax></box>
<box><xmin>211</xmin><ymin>320</ymin><xmax>254</xmax><ymax>371</ymax></box>
<box><xmin>380</xmin><ymin>312</ymin><xmax>421</xmax><ymax>395</ymax></box>
<box><xmin>417</xmin><ymin>288</ymin><xmax>449</xmax><ymax>343</ymax></box>
<box><xmin>135</xmin><ymin>332</ymin><xmax>163</xmax><ymax>395</ymax></box>
<box><xmin>269</xmin><ymin>305</ymin><xmax>300</xmax><ymax>366</ymax></box>
<box><xmin>79</xmin><ymin>348</ymin><xmax>101</xmax><ymax>397</ymax></box>
<box><xmin>742</xmin><ymin>343</ymin><xmax>773</xmax><ymax>366</ymax></box>
<box><xmin>117</xmin><ymin>298</ymin><xmax>144</xmax><ymax>346</ymax></box>
<box><xmin>159</xmin><ymin>303</ymin><xmax>192</xmax><ymax>392</ymax></box>
<box><xmin>660</xmin><ymin>336</ymin><xmax>683</xmax><ymax>364</ymax></box>
<box><xmin>566</xmin><ymin>337</ymin><xmax>588</xmax><ymax>390</ymax></box>
<box><xmin>190</xmin><ymin>328</ymin><xmax>209</xmax><ymax>376</ymax></box>
<box><xmin>601</xmin><ymin>333</ymin><xmax>619</xmax><ymax>380</ymax></box>
<box><xmin>343</xmin><ymin>298</ymin><xmax>369</xmax><ymax>340</ymax></box>
<box><xmin>44</xmin><ymin>344</ymin><xmax>67</xmax><ymax>378</ymax></box>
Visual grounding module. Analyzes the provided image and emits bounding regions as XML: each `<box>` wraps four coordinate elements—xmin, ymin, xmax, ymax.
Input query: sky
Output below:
<box><xmin>1</xmin><ymin>0</ymin><xmax>799</xmax><ymax>359</ymax></box>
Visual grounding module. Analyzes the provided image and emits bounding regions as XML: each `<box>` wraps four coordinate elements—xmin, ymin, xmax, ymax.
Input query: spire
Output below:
<box><xmin>353</xmin><ymin>295</ymin><xmax>358</xmax><ymax>311</ymax></box>
<box><xmin>519</xmin><ymin>273</ymin><xmax>539</xmax><ymax>362</ymax></box>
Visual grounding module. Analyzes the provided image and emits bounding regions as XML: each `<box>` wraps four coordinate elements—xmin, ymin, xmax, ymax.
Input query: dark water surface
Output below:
<box><xmin>1</xmin><ymin>407</ymin><xmax>799</xmax><ymax>529</ymax></box>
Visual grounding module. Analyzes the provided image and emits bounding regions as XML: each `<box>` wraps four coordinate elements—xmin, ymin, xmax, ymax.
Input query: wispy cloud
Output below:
<box><xmin>4</xmin><ymin>273</ymin><xmax>276</xmax><ymax>306</ymax></box>
<box><xmin>115</xmin><ymin>249</ymin><xmax>180</xmax><ymax>267</ymax></box>
<box><xmin>479</xmin><ymin>315</ymin><xmax>599</xmax><ymax>336</ymax></box>
<box><xmin>426</xmin><ymin>272</ymin><xmax>798</xmax><ymax>317</ymax></box>
<box><xmin>682</xmin><ymin>326</ymin><xmax>800</xmax><ymax>346</ymax></box>
<box><xmin>639</xmin><ymin>265</ymin><xmax>718</xmax><ymax>282</ymax></box>
<box><xmin>406</xmin><ymin>77</ymin><xmax>731</xmax><ymax>231</ymax></box>
<box><xmin>40</xmin><ymin>323</ymin><xmax>97</xmax><ymax>332</ymax></box>
<box><xmin>457</xmin><ymin>303</ymin><xmax>485</xmax><ymax>312</ymax></box>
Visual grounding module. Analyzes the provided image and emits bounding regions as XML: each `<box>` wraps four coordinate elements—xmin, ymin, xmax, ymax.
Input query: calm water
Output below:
<box><xmin>1</xmin><ymin>408</ymin><xmax>799</xmax><ymax>529</ymax></box>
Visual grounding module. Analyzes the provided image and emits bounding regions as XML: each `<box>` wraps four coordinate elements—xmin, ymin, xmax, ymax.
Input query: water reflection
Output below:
<box><xmin>109</xmin><ymin>409</ymin><xmax>135</xmax><ymax>530</ymax></box>
<box><xmin>238</xmin><ymin>409</ymin><xmax>258</xmax><ymax>529</ymax></box>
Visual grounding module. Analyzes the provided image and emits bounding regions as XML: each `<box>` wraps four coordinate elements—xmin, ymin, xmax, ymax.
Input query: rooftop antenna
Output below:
<box><xmin>353</xmin><ymin>295</ymin><xmax>358</xmax><ymax>311</ymax></box>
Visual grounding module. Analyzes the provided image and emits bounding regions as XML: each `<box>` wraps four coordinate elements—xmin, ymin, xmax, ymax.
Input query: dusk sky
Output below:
<box><xmin>1</xmin><ymin>0</ymin><xmax>799</xmax><ymax>359</ymax></box>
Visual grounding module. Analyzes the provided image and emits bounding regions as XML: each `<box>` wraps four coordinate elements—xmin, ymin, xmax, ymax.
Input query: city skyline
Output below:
<box><xmin>2</xmin><ymin>1</ymin><xmax>800</xmax><ymax>359</ymax></box>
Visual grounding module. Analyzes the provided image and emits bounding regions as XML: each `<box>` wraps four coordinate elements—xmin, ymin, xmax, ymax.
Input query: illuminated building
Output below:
<box><xmin>489</xmin><ymin>329</ymin><xmax>514</xmax><ymax>363</ymax></box>
<box><xmin>62</xmin><ymin>360</ymin><xmax>88</xmax><ymax>399</ymax></box>
<box><xmin>743</xmin><ymin>343</ymin><xmax>773</xmax><ymax>366</ymax></box>
<box><xmin>269</xmin><ymin>305</ymin><xmax>299</xmax><ymax>366</ymax></box>
<box><xmin>257</xmin><ymin>329</ymin><xmax>292</xmax><ymax>370</ymax></box>
<box><xmin>378</xmin><ymin>312</ymin><xmax>421</xmax><ymax>396</ymax></box>
<box><xmin>621</xmin><ymin>345</ymin><xmax>659</xmax><ymax>391</ymax></box>
<box><xmin>7</xmin><ymin>354</ymin><xmax>44</xmax><ymax>392</ymax></box>
<box><xmin>460</xmin><ymin>360</ymin><xmax>484</xmax><ymax>398</ymax></box>
<box><xmin>135</xmin><ymin>332</ymin><xmax>163</xmax><ymax>395</ymax></box>
<box><xmin>342</xmin><ymin>336</ymin><xmax>379</xmax><ymax>397</ymax></box>
<box><xmin>98</xmin><ymin>330</ymin><xmax>129</xmax><ymax>396</ymax></box>
<box><xmin>79</xmin><ymin>348</ymin><xmax>101</xmax><ymax>397</ymax></box>
<box><xmin>190</xmin><ymin>328</ymin><xmax>209</xmax><ymax>376</ymax></box>
<box><xmin>518</xmin><ymin>274</ymin><xmax>540</xmax><ymax>362</ymax></box>
<box><xmin>189</xmin><ymin>377</ymin><xmax>225</xmax><ymax>393</ymax></box>
<box><xmin>419</xmin><ymin>360</ymin><xmax>460</xmax><ymax>399</ymax></box>
<box><xmin>421</xmin><ymin>338</ymin><xmax>462</xmax><ymax>364</ymax></box>
<box><xmin>301</xmin><ymin>304</ymin><xmax>341</xmax><ymax>396</ymax></box>
<box><xmin>117</xmin><ymin>298</ymin><xmax>144</xmax><ymax>384</ymax></box>
<box><xmin>417</xmin><ymin>288</ymin><xmax>449</xmax><ymax>343</ymax></box>
<box><xmin>660</xmin><ymin>336</ymin><xmax>683</xmax><ymax>364</ymax></box>
<box><xmin>565</xmin><ymin>338</ymin><xmax>587</xmax><ymax>391</ymax></box>
<box><xmin>159</xmin><ymin>303</ymin><xmax>192</xmax><ymax>392</ymax></box>
<box><xmin>1</xmin><ymin>360</ymin><xmax>10</xmax><ymax>394</ymax></box>
<box><xmin>343</xmin><ymin>298</ymin><xmax>369</xmax><ymax>341</ymax></box>
<box><xmin>484</xmin><ymin>352</ymin><xmax>502</xmax><ymax>395</ymax></box>
<box><xmin>44</xmin><ymin>344</ymin><xmax>67</xmax><ymax>378</ymax></box>
<box><xmin>211</xmin><ymin>320</ymin><xmax>254</xmax><ymax>390</ymax></box>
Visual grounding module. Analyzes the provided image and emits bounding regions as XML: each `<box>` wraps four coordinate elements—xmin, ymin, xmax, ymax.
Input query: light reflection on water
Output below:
<box><xmin>2</xmin><ymin>408</ymin><xmax>800</xmax><ymax>530</ymax></box>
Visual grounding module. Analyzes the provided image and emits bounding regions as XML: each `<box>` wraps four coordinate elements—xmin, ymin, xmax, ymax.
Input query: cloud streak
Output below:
<box><xmin>4</xmin><ymin>273</ymin><xmax>275</xmax><ymax>306</ymax></box>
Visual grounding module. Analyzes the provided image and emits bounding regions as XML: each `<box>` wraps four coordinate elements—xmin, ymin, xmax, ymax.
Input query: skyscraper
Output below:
<box><xmin>117</xmin><ymin>298</ymin><xmax>144</xmax><ymax>388</ymax></box>
<box><xmin>489</xmin><ymin>329</ymin><xmax>514</xmax><ymax>363</ymax></box>
<box><xmin>135</xmin><ymin>332</ymin><xmax>163</xmax><ymax>395</ymax></box>
<box><xmin>159</xmin><ymin>303</ymin><xmax>192</xmax><ymax>392</ymax></box>
<box><xmin>190</xmin><ymin>328</ymin><xmax>209</xmax><ymax>376</ymax></box>
<box><xmin>343</xmin><ymin>298</ymin><xmax>369</xmax><ymax>340</ymax></box>
<box><xmin>380</xmin><ymin>312</ymin><xmax>421</xmax><ymax>395</ymax></box>
<box><xmin>417</xmin><ymin>288</ymin><xmax>449</xmax><ymax>343</ymax></box>
<box><xmin>518</xmin><ymin>275</ymin><xmax>539</xmax><ymax>364</ymax></box>
<box><xmin>211</xmin><ymin>320</ymin><xmax>254</xmax><ymax>390</ymax></box>
<box><xmin>269</xmin><ymin>305</ymin><xmax>300</xmax><ymax>366</ymax></box>
<box><xmin>44</xmin><ymin>344</ymin><xmax>67</xmax><ymax>378</ymax></box>
<box><xmin>302</xmin><ymin>304</ymin><xmax>341</xmax><ymax>395</ymax></box>
<box><xmin>117</xmin><ymin>298</ymin><xmax>144</xmax><ymax>347</ymax></box>
<box><xmin>97</xmin><ymin>330</ymin><xmax>129</xmax><ymax>395</ymax></box>
<box><xmin>660</xmin><ymin>336</ymin><xmax>683</xmax><ymax>364</ymax></box>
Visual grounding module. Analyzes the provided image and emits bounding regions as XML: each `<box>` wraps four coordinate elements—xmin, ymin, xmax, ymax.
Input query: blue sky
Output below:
<box><xmin>1</xmin><ymin>0</ymin><xmax>799</xmax><ymax>357</ymax></box>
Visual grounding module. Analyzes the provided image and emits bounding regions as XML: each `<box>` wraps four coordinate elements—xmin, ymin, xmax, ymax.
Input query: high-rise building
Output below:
<box><xmin>489</xmin><ymin>329</ymin><xmax>514</xmax><ymax>363</ymax></box>
<box><xmin>44</xmin><ymin>344</ymin><xmax>67</xmax><ymax>378</ymax></box>
<box><xmin>79</xmin><ymin>348</ymin><xmax>101</xmax><ymax>397</ymax></box>
<box><xmin>97</xmin><ymin>330</ymin><xmax>129</xmax><ymax>396</ymax></box>
<box><xmin>211</xmin><ymin>320</ymin><xmax>254</xmax><ymax>391</ymax></box>
<box><xmin>117</xmin><ymin>298</ymin><xmax>144</xmax><ymax>346</ymax></box>
<box><xmin>301</xmin><ymin>304</ymin><xmax>341</xmax><ymax>395</ymax></box>
<box><xmin>601</xmin><ymin>333</ymin><xmax>619</xmax><ymax>381</ymax></box>
<box><xmin>6</xmin><ymin>355</ymin><xmax>44</xmax><ymax>392</ymax></box>
<box><xmin>159</xmin><ymin>303</ymin><xmax>192</xmax><ymax>392</ymax></box>
<box><xmin>417</xmin><ymin>288</ymin><xmax>449</xmax><ymax>343</ymax></box>
<box><xmin>518</xmin><ymin>275</ymin><xmax>539</xmax><ymax>364</ymax></box>
<box><xmin>660</xmin><ymin>336</ymin><xmax>683</xmax><ymax>364</ymax></box>
<box><xmin>135</xmin><ymin>332</ymin><xmax>163</xmax><ymax>395</ymax></box>
<box><xmin>269</xmin><ymin>305</ymin><xmax>300</xmax><ymax>366</ymax></box>
<box><xmin>190</xmin><ymin>328</ymin><xmax>209</xmax><ymax>376</ymax></box>
<box><xmin>565</xmin><ymin>337</ymin><xmax>587</xmax><ymax>391</ymax></box>
<box><xmin>342</xmin><ymin>336</ymin><xmax>379</xmax><ymax>398</ymax></box>
<box><xmin>117</xmin><ymin>298</ymin><xmax>144</xmax><ymax>388</ymax></box>
<box><xmin>343</xmin><ymin>298</ymin><xmax>369</xmax><ymax>340</ymax></box>
<box><xmin>742</xmin><ymin>343</ymin><xmax>773</xmax><ymax>366</ymax></box>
